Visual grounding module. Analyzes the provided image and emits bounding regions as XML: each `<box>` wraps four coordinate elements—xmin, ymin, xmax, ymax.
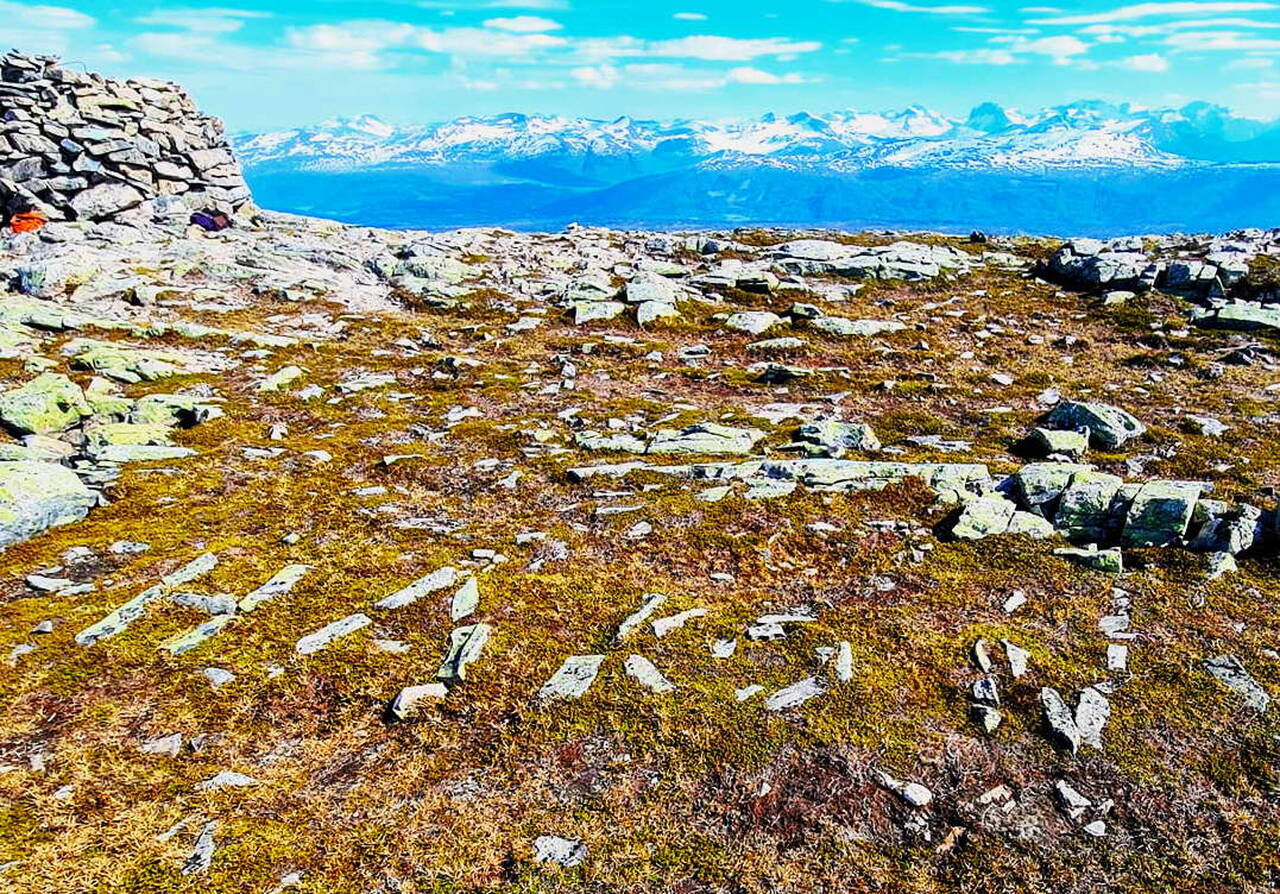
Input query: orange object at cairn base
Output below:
<box><xmin>9</xmin><ymin>211</ymin><xmax>47</xmax><ymax>233</ymax></box>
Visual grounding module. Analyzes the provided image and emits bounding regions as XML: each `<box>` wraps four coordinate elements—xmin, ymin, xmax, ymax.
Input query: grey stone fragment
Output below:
<box><xmin>810</xmin><ymin>317</ymin><xmax>905</xmax><ymax>337</ymax></box>
<box><xmin>1075</xmin><ymin>686</ymin><xmax>1111</xmax><ymax>749</ymax></box>
<box><xmin>389</xmin><ymin>684</ymin><xmax>448</xmax><ymax>720</ymax></box>
<box><xmin>1205</xmin><ymin>654</ymin><xmax>1270</xmax><ymax>711</ymax></box>
<box><xmin>182</xmin><ymin>821</ymin><xmax>218</xmax><ymax>876</ymax></box>
<box><xmin>195</xmin><ymin>771</ymin><xmax>260</xmax><ymax>792</ymax></box>
<box><xmin>792</xmin><ymin>420</ymin><xmax>880</xmax><ymax>458</ymax></box>
<box><xmin>436</xmin><ymin>623</ymin><xmax>492</xmax><ymax>683</ymax></box>
<box><xmin>539</xmin><ymin>655</ymin><xmax>605</xmax><ymax>700</ymax></box>
<box><xmin>533</xmin><ymin>835</ymin><xmax>586</xmax><ymax>867</ymax></box>
<box><xmin>375</xmin><ymin>567</ymin><xmax>459</xmax><ymax>609</ymax></box>
<box><xmin>614</xmin><ymin>592</ymin><xmax>667</xmax><ymax>643</ymax></box>
<box><xmin>238</xmin><ymin>564</ymin><xmax>311</xmax><ymax>612</ymax></box>
<box><xmin>764</xmin><ymin>676</ymin><xmax>825</xmax><ymax>711</ymax></box>
<box><xmin>1041</xmin><ymin>687</ymin><xmax>1082</xmax><ymax>754</ymax></box>
<box><xmin>624</xmin><ymin>654</ymin><xmax>674</xmax><ymax>693</ymax></box>
<box><xmin>295</xmin><ymin>613</ymin><xmax>372</xmax><ymax>655</ymax></box>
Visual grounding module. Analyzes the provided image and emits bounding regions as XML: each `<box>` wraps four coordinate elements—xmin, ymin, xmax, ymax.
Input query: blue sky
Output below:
<box><xmin>3</xmin><ymin>1</ymin><xmax>1279</xmax><ymax>129</ymax></box>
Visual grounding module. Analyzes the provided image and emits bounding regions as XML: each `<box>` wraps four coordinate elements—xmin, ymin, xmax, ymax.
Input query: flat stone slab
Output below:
<box><xmin>296</xmin><ymin>613</ymin><xmax>372</xmax><ymax>655</ymax></box>
<box><xmin>765</xmin><ymin>676</ymin><xmax>826</xmax><ymax>711</ymax></box>
<box><xmin>615</xmin><ymin>593</ymin><xmax>667</xmax><ymax>643</ymax></box>
<box><xmin>1121</xmin><ymin>480</ymin><xmax>1202</xmax><ymax>548</ymax></box>
<box><xmin>1205</xmin><ymin>654</ymin><xmax>1271</xmax><ymax>711</ymax></box>
<box><xmin>436</xmin><ymin>623</ymin><xmax>492</xmax><ymax>682</ymax></box>
<box><xmin>238</xmin><ymin>564</ymin><xmax>311</xmax><ymax>612</ymax></box>
<box><xmin>539</xmin><ymin>654</ymin><xmax>605</xmax><ymax>700</ymax></box>
<box><xmin>375</xmin><ymin>567</ymin><xmax>459</xmax><ymax>609</ymax></box>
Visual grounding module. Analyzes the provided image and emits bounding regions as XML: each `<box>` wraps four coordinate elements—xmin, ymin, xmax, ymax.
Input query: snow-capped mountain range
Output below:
<box><xmin>233</xmin><ymin>101</ymin><xmax>1280</xmax><ymax>234</ymax></box>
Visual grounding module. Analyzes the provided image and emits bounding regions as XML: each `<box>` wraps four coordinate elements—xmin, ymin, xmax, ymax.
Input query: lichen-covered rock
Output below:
<box><xmin>809</xmin><ymin>317</ymin><xmax>905</xmax><ymax>338</ymax></box>
<box><xmin>1054</xmin><ymin>544</ymin><xmax>1124</xmax><ymax>574</ymax></box>
<box><xmin>1010</xmin><ymin>462</ymin><xmax>1092</xmax><ymax>516</ymax></box>
<box><xmin>1121</xmin><ymin>480</ymin><xmax>1202</xmax><ymax>548</ymax></box>
<box><xmin>647</xmin><ymin>422</ymin><xmax>765</xmax><ymax>456</ymax></box>
<box><xmin>1028</xmin><ymin>427</ymin><xmax>1089</xmax><ymax>459</ymax></box>
<box><xmin>0</xmin><ymin>460</ymin><xmax>95</xmax><ymax>550</ymax></box>
<box><xmin>0</xmin><ymin>373</ymin><xmax>91</xmax><ymax>435</ymax></box>
<box><xmin>1044</xmin><ymin>401</ymin><xmax>1146</xmax><ymax>450</ymax></box>
<box><xmin>951</xmin><ymin>495</ymin><xmax>1016</xmax><ymax>540</ymax></box>
<box><xmin>1189</xmin><ymin>502</ymin><xmax>1264</xmax><ymax>555</ymax></box>
<box><xmin>792</xmin><ymin>420</ymin><xmax>880</xmax><ymax>457</ymax></box>
<box><xmin>724</xmin><ymin>311</ymin><xmax>782</xmax><ymax>335</ymax></box>
<box><xmin>1054</xmin><ymin>471</ymin><xmax>1124</xmax><ymax>542</ymax></box>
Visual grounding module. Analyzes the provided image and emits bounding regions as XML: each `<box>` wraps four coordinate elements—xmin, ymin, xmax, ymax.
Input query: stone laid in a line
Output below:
<box><xmin>436</xmin><ymin>623</ymin><xmax>492</xmax><ymax>683</ymax></box>
<box><xmin>614</xmin><ymin>592</ymin><xmax>667</xmax><ymax>643</ymax></box>
<box><xmin>375</xmin><ymin>566</ymin><xmax>459</xmax><ymax>610</ymax></box>
<box><xmin>238</xmin><ymin>564</ymin><xmax>312</xmax><ymax>613</ymax></box>
<box><xmin>295</xmin><ymin>613</ymin><xmax>371</xmax><ymax>655</ymax></box>
<box><xmin>449</xmin><ymin>577</ymin><xmax>480</xmax><ymax>622</ymax></box>
<box><xmin>764</xmin><ymin>676</ymin><xmax>826</xmax><ymax>711</ymax></box>
<box><xmin>77</xmin><ymin>553</ymin><xmax>218</xmax><ymax>646</ymax></box>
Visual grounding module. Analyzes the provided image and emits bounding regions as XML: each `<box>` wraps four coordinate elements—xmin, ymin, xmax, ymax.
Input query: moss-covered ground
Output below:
<box><xmin>1</xmin><ymin>232</ymin><xmax>1278</xmax><ymax>893</ymax></box>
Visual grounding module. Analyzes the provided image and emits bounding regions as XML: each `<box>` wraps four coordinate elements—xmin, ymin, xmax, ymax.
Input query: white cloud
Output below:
<box><xmin>909</xmin><ymin>32</ymin><xmax>1091</xmax><ymax>64</ymax></box>
<box><xmin>418</xmin><ymin>0</ymin><xmax>568</xmax><ymax>7</ymax></box>
<box><xmin>1119</xmin><ymin>52</ymin><xmax>1172</xmax><ymax>69</ymax></box>
<box><xmin>1164</xmin><ymin>28</ymin><xmax>1280</xmax><ymax>48</ymax></box>
<box><xmin>482</xmin><ymin>16</ymin><xmax>563</xmax><ymax>33</ymax></box>
<box><xmin>0</xmin><ymin>1</ymin><xmax>94</xmax><ymax>30</ymax></box>
<box><xmin>642</xmin><ymin>35</ymin><xmax>822</xmax><ymax>61</ymax></box>
<box><xmin>570</xmin><ymin>61</ymin><xmax>809</xmax><ymax>90</ymax></box>
<box><xmin>571</xmin><ymin>64</ymin><xmax>621</xmax><ymax>88</ymax></box>
<box><xmin>0</xmin><ymin>0</ymin><xmax>95</xmax><ymax>55</ymax></box>
<box><xmin>851</xmin><ymin>0</ymin><xmax>991</xmax><ymax>13</ymax></box>
<box><xmin>992</xmin><ymin>34</ymin><xmax>1092</xmax><ymax>58</ymax></box>
<box><xmin>1030</xmin><ymin>2</ymin><xmax>1277</xmax><ymax>25</ymax></box>
<box><xmin>925</xmin><ymin>47</ymin><xmax>1021</xmax><ymax>63</ymax></box>
<box><xmin>135</xmin><ymin>7</ymin><xmax>270</xmax><ymax>34</ymax></box>
<box><xmin>1226</xmin><ymin>55</ymin><xmax>1276</xmax><ymax>67</ymax></box>
<box><xmin>1080</xmin><ymin>17</ymin><xmax>1280</xmax><ymax>37</ymax></box>
<box><xmin>722</xmin><ymin>66</ymin><xmax>803</xmax><ymax>83</ymax></box>
<box><xmin>674</xmin><ymin>12</ymin><xmax>709</xmax><ymax>20</ymax></box>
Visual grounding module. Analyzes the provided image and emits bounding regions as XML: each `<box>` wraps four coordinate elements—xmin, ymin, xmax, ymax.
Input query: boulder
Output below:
<box><xmin>0</xmin><ymin>373</ymin><xmax>90</xmax><ymax>435</ymax></box>
<box><xmin>810</xmin><ymin>317</ymin><xmax>906</xmax><ymax>338</ymax></box>
<box><xmin>1121</xmin><ymin>480</ymin><xmax>1202</xmax><ymax>548</ymax></box>
<box><xmin>69</xmin><ymin>182</ymin><xmax>144</xmax><ymax>220</ymax></box>
<box><xmin>1054</xmin><ymin>471</ymin><xmax>1124</xmax><ymax>542</ymax></box>
<box><xmin>1044</xmin><ymin>401</ymin><xmax>1146</xmax><ymax>450</ymax></box>
<box><xmin>0</xmin><ymin>461</ymin><xmax>95</xmax><ymax>550</ymax></box>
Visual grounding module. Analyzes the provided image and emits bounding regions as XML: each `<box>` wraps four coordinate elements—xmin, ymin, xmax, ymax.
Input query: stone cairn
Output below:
<box><xmin>0</xmin><ymin>50</ymin><xmax>252</xmax><ymax>223</ymax></box>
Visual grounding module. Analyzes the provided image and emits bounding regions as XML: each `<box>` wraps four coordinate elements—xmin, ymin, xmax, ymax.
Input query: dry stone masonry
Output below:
<box><xmin>0</xmin><ymin>51</ymin><xmax>251</xmax><ymax>223</ymax></box>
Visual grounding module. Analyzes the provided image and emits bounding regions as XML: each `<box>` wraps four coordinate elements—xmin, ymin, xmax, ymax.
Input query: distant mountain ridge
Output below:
<box><xmin>233</xmin><ymin>102</ymin><xmax>1280</xmax><ymax>234</ymax></box>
